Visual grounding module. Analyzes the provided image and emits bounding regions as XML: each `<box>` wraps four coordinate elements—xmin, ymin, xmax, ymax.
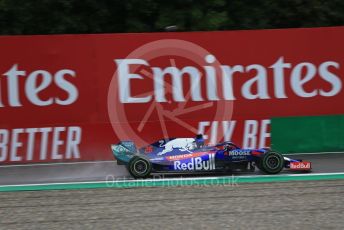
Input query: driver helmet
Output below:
<box><xmin>224</xmin><ymin>142</ymin><xmax>235</xmax><ymax>151</ymax></box>
<box><xmin>195</xmin><ymin>134</ymin><xmax>205</xmax><ymax>148</ymax></box>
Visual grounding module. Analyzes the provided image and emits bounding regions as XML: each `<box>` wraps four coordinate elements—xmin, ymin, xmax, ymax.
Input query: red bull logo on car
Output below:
<box><xmin>290</xmin><ymin>161</ymin><xmax>311</xmax><ymax>170</ymax></box>
<box><xmin>174</xmin><ymin>153</ymin><xmax>215</xmax><ymax>171</ymax></box>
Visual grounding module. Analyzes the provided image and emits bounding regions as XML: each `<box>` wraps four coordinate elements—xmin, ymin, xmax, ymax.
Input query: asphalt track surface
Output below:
<box><xmin>0</xmin><ymin>180</ymin><xmax>343</xmax><ymax>229</ymax></box>
<box><xmin>0</xmin><ymin>153</ymin><xmax>344</xmax><ymax>185</ymax></box>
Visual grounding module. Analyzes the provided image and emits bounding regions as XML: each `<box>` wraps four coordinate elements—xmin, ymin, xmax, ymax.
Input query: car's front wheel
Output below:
<box><xmin>258</xmin><ymin>151</ymin><xmax>284</xmax><ymax>174</ymax></box>
<box><xmin>128</xmin><ymin>156</ymin><xmax>152</xmax><ymax>179</ymax></box>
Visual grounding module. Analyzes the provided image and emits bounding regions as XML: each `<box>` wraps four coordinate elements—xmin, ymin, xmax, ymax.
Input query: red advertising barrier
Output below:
<box><xmin>0</xmin><ymin>27</ymin><xmax>344</xmax><ymax>164</ymax></box>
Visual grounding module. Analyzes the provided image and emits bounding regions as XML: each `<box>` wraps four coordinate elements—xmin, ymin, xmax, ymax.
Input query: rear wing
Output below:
<box><xmin>111</xmin><ymin>141</ymin><xmax>137</xmax><ymax>164</ymax></box>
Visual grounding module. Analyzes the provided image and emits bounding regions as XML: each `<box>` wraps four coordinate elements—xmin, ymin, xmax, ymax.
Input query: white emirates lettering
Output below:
<box><xmin>115</xmin><ymin>56</ymin><xmax>342</xmax><ymax>103</ymax></box>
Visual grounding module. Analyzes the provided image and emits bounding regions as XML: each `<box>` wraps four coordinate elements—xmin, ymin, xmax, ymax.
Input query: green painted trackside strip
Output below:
<box><xmin>1</xmin><ymin>173</ymin><xmax>344</xmax><ymax>192</ymax></box>
<box><xmin>271</xmin><ymin>114</ymin><xmax>344</xmax><ymax>153</ymax></box>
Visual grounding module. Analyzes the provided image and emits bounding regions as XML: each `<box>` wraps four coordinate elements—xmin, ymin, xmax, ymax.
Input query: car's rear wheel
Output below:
<box><xmin>258</xmin><ymin>151</ymin><xmax>284</xmax><ymax>174</ymax></box>
<box><xmin>128</xmin><ymin>156</ymin><xmax>152</xmax><ymax>179</ymax></box>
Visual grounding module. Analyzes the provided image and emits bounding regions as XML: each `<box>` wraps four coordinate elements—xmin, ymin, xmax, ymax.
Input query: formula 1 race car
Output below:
<box><xmin>111</xmin><ymin>135</ymin><xmax>311</xmax><ymax>178</ymax></box>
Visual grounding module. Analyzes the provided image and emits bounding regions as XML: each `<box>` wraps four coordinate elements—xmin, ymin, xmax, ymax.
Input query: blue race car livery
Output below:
<box><xmin>111</xmin><ymin>135</ymin><xmax>311</xmax><ymax>178</ymax></box>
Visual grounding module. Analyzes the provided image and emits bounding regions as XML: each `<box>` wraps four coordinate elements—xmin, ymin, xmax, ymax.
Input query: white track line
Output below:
<box><xmin>1</xmin><ymin>172</ymin><xmax>344</xmax><ymax>188</ymax></box>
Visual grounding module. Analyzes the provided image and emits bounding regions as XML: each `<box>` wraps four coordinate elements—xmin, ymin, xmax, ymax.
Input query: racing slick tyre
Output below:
<box><xmin>258</xmin><ymin>151</ymin><xmax>284</xmax><ymax>174</ymax></box>
<box><xmin>128</xmin><ymin>156</ymin><xmax>152</xmax><ymax>179</ymax></box>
